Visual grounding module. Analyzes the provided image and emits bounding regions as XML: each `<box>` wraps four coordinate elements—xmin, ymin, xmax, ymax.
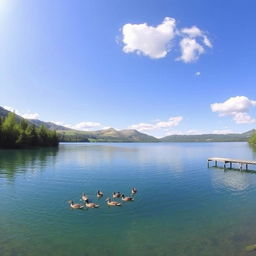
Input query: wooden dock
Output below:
<box><xmin>208</xmin><ymin>157</ymin><xmax>256</xmax><ymax>170</ymax></box>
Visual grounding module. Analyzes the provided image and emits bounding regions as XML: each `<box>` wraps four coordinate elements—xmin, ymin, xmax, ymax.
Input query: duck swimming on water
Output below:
<box><xmin>121</xmin><ymin>194</ymin><xmax>134</xmax><ymax>201</ymax></box>
<box><xmin>85</xmin><ymin>199</ymin><xmax>100</xmax><ymax>208</ymax></box>
<box><xmin>131</xmin><ymin>188</ymin><xmax>137</xmax><ymax>195</ymax></box>
<box><xmin>105</xmin><ymin>198</ymin><xmax>121</xmax><ymax>206</ymax></box>
<box><xmin>68</xmin><ymin>201</ymin><xmax>84</xmax><ymax>209</ymax></box>
<box><xmin>97</xmin><ymin>190</ymin><xmax>103</xmax><ymax>198</ymax></box>
<box><xmin>112</xmin><ymin>192</ymin><xmax>121</xmax><ymax>198</ymax></box>
<box><xmin>81</xmin><ymin>193</ymin><xmax>89</xmax><ymax>201</ymax></box>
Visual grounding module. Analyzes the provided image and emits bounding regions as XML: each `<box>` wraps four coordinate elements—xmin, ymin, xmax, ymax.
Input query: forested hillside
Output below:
<box><xmin>0</xmin><ymin>113</ymin><xmax>59</xmax><ymax>149</ymax></box>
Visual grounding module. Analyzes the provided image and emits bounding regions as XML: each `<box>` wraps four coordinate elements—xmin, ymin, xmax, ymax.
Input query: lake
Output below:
<box><xmin>1</xmin><ymin>142</ymin><xmax>256</xmax><ymax>256</ymax></box>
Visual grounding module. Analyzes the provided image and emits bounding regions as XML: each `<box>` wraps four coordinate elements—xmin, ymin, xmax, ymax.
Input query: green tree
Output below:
<box><xmin>38</xmin><ymin>125</ymin><xmax>50</xmax><ymax>146</ymax></box>
<box><xmin>0</xmin><ymin>116</ymin><xmax>3</xmax><ymax>146</ymax></box>
<box><xmin>1</xmin><ymin>113</ymin><xmax>19</xmax><ymax>148</ymax></box>
<box><xmin>25</xmin><ymin>125</ymin><xmax>38</xmax><ymax>146</ymax></box>
<box><xmin>249</xmin><ymin>132</ymin><xmax>256</xmax><ymax>145</ymax></box>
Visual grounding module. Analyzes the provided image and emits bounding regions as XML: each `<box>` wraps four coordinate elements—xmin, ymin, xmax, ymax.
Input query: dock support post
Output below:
<box><xmin>224</xmin><ymin>162</ymin><xmax>226</xmax><ymax>169</ymax></box>
<box><xmin>230</xmin><ymin>162</ymin><xmax>232</xmax><ymax>169</ymax></box>
<box><xmin>246</xmin><ymin>164</ymin><xmax>248</xmax><ymax>170</ymax></box>
<box><xmin>207</xmin><ymin>160</ymin><xmax>209</xmax><ymax>168</ymax></box>
<box><xmin>215</xmin><ymin>161</ymin><xmax>217</xmax><ymax>167</ymax></box>
<box><xmin>240</xmin><ymin>163</ymin><xmax>243</xmax><ymax>171</ymax></box>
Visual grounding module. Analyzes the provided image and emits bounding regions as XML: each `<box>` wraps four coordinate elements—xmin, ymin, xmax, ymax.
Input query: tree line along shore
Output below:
<box><xmin>0</xmin><ymin>113</ymin><xmax>59</xmax><ymax>149</ymax></box>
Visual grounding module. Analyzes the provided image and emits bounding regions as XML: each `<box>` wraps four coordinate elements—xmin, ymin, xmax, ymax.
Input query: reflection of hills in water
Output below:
<box><xmin>57</xmin><ymin>143</ymin><xmax>188</xmax><ymax>171</ymax></box>
<box><xmin>0</xmin><ymin>148</ymin><xmax>58</xmax><ymax>180</ymax></box>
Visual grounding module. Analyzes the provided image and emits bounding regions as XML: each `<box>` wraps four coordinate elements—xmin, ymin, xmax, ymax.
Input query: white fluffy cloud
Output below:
<box><xmin>129</xmin><ymin>116</ymin><xmax>183</xmax><ymax>132</ymax></box>
<box><xmin>121</xmin><ymin>18</ymin><xmax>212</xmax><ymax>63</ymax></box>
<box><xmin>181</xmin><ymin>26</ymin><xmax>203</xmax><ymax>37</ymax></box>
<box><xmin>203</xmin><ymin>36</ymin><xmax>212</xmax><ymax>48</ymax></box>
<box><xmin>4</xmin><ymin>106</ymin><xmax>39</xmax><ymax>119</ymax></box>
<box><xmin>195</xmin><ymin>71</ymin><xmax>201</xmax><ymax>76</ymax></box>
<box><xmin>51</xmin><ymin>121</ymin><xmax>102</xmax><ymax>131</ymax></box>
<box><xmin>165</xmin><ymin>129</ymin><xmax>235</xmax><ymax>136</ymax></box>
<box><xmin>72</xmin><ymin>122</ymin><xmax>101</xmax><ymax>131</ymax></box>
<box><xmin>232</xmin><ymin>113</ymin><xmax>255</xmax><ymax>124</ymax></box>
<box><xmin>177</xmin><ymin>38</ymin><xmax>204</xmax><ymax>63</ymax></box>
<box><xmin>211</xmin><ymin>96</ymin><xmax>256</xmax><ymax>124</ymax></box>
<box><xmin>22</xmin><ymin>113</ymin><xmax>40</xmax><ymax>119</ymax></box>
<box><xmin>102</xmin><ymin>126</ymin><xmax>112</xmax><ymax>130</ymax></box>
<box><xmin>51</xmin><ymin>121</ymin><xmax>71</xmax><ymax>128</ymax></box>
<box><xmin>129</xmin><ymin>123</ymin><xmax>154</xmax><ymax>131</ymax></box>
<box><xmin>4</xmin><ymin>106</ymin><xmax>15</xmax><ymax>112</ymax></box>
<box><xmin>165</xmin><ymin>129</ymin><xmax>202</xmax><ymax>136</ymax></box>
<box><xmin>212</xmin><ymin>129</ymin><xmax>234</xmax><ymax>134</ymax></box>
<box><xmin>177</xmin><ymin>26</ymin><xmax>212</xmax><ymax>63</ymax></box>
<box><xmin>122</xmin><ymin>17</ymin><xmax>176</xmax><ymax>59</ymax></box>
<box><xmin>181</xmin><ymin>26</ymin><xmax>212</xmax><ymax>47</ymax></box>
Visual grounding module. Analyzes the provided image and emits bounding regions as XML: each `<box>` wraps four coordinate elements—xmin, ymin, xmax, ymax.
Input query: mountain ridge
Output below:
<box><xmin>0</xmin><ymin>106</ymin><xmax>255</xmax><ymax>142</ymax></box>
<box><xmin>57</xmin><ymin>127</ymin><xmax>159</xmax><ymax>142</ymax></box>
<box><xmin>0</xmin><ymin>106</ymin><xmax>158</xmax><ymax>142</ymax></box>
<box><xmin>160</xmin><ymin>130</ymin><xmax>256</xmax><ymax>142</ymax></box>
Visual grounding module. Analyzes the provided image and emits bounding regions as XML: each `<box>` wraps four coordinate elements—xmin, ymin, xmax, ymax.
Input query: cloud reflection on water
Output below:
<box><xmin>211</xmin><ymin>168</ymin><xmax>256</xmax><ymax>191</ymax></box>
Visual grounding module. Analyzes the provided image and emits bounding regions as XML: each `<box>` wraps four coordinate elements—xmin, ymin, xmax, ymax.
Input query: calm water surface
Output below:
<box><xmin>1</xmin><ymin>142</ymin><xmax>256</xmax><ymax>256</ymax></box>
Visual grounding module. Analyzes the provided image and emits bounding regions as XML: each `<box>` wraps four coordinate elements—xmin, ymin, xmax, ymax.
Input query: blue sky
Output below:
<box><xmin>0</xmin><ymin>0</ymin><xmax>256</xmax><ymax>137</ymax></box>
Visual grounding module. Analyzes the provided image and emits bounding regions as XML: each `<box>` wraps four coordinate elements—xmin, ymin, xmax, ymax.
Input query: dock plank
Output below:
<box><xmin>208</xmin><ymin>157</ymin><xmax>256</xmax><ymax>165</ymax></box>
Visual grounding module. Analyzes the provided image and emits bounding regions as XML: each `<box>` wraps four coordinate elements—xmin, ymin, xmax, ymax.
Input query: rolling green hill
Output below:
<box><xmin>0</xmin><ymin>106</ymin><xmax>158</xmax><ymax>142</ymax></box>
<box><xmin>1</xmin><ymin>106</ymin><xmax>255</xmax><ymax>143</ymax></box>
<box><xmin>57</xmin><ymin>128</ymin><xmax>159</xmax><ymax>142</ymax></box>
<box><xmin>160</xmin><ymin>130</ymin><xmax>256</xmax><ymax>142</ymax></box>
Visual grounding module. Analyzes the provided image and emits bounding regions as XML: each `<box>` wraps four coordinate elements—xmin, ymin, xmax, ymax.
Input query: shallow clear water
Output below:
<box><xmin>1</xmin><ymin>142</ymin><xmax>256</xmax><ymax>256</ymax></box>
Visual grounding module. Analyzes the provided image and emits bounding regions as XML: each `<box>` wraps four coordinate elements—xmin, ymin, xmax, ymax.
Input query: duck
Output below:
<box><xmin>121</xmin><ymin>194</ymin><xmax>134</xmax><ymax>201</ymax></box>
<box><xmin>131</xmin><ymin>188</ymin><xmax>137</xmax><ymax>195</ymax></box>
<box><xmin>68</xmin><ymin>200</ymin><xmax>84</xmax><ymax>209</ymax></box>
<box><xmin>105</xmin><ymin>198</ymin><xmax>121</xmax><ymax>206</ymax></box>
<box><xmin>81</xmin><ymin>193</ymin><xmax>89</xmax><ymax>201</ymax></box>
<box><xmin>97</xmin><ymin>190</ymin><xmax>103</xmax><ymax>198</ymax></box>
<box><xmin>84</xmin><ymin>199</ymin><xmax>100</xmax><ymax>208</ymax></box>
<box><xmin>112</xmin><ymin>192</ymin><xmax>121</xmax><ymax>198</ymax></box>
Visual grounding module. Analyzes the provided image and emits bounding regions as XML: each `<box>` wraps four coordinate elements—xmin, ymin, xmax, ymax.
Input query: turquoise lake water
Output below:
<box><xmin>1</xmin><ymin>142</ymin><xmax>256</xmax><ymax>256</ymax></box>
